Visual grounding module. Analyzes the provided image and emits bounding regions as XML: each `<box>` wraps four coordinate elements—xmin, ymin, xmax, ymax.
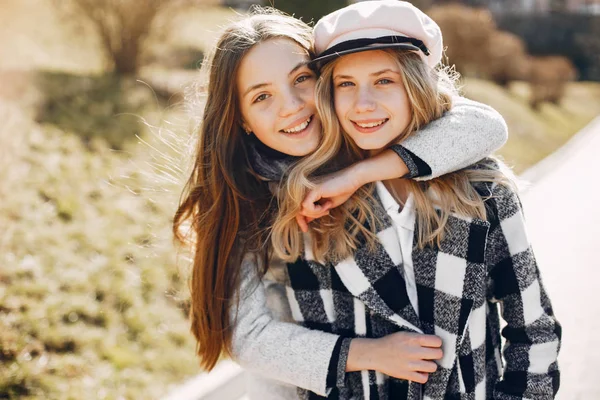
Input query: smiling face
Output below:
<box><xmin>237</xmin><ymin>38</ymin><xmax>322</xmax><ymax>156</ymax></box>
<box><xmin>332</xmin><ymin>50</ymin><xmax>412</xmax><ymax>153</ymax></box>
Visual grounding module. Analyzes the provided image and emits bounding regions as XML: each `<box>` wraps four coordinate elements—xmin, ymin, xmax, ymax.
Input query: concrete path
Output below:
<box><xmin>164</xmin><ymin>116</ymin><xmax>600</xmax><ymax>400</ymax></box>
<box><xmin>521</xmin><ymin>116</ymin><xmax>600</xmax><ymax>400</ymax></box>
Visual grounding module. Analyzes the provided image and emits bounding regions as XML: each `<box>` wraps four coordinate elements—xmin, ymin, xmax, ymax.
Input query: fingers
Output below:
<box><xmin>296</xmin><ymin>213</ymin><xmax>328</xmax><ymax>233</ymax></box>
<box><xmin>418</xmin><ymin>334</ymin><xmax>442</xmax><ymax>348</ymax></box>
<box><xmin>304</xmin><ymin>211</ymin><xmax>329</xmax><ymax>223</ymax></box>
<box><xmin>410</xmin><ymin>360</ymin><xmax>438</xmax><ymax>374</ymax></box>
<box><xmin>302</xmin><ymin>190</ymin><xmax>322</xmax><ymax>211</ymax></box>
<box><xmin>296</xmin><ymin>214</ymin><xmax>309</xmax><ymax>233</ymax></box>
<box><xmin>301</xmin><ymin>200</ymin><xmax>333</xmax><ymax>217</ymax></box>
<box><xmin>407</xmin><ymin>372</ymin><xmax>430</xmax><ymax>384</ymax></box>
<box><xmin>420</xmin><ymin>347</ymin><xmax>443</xmax><ymax>360</ymax></box>
<box><xmin>321</xmin><ymin>200</ymin><xmax>333</xmax><ymax>211</ymax></box>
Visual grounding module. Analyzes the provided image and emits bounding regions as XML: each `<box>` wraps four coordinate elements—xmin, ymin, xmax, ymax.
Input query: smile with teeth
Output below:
<box><xmin>354</xmin><ymin>119</ymin><xmax>388</xmax><ymax>128</ymax></box>
<box><xmin>281</xmin><ymin>116</ymin><xmax>312</xmax><ymax>133</ymax></box>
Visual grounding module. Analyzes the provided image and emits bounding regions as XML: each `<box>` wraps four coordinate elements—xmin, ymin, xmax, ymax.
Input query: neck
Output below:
<box><xmin>368</xmin><ymin>148</ymin><xmax>385</xmax><ymax>157</ymax></box>
<box><xmin>246</xmin><ymin>133</ymin><xmax>291</xmax><ymax>160</ymax></box>
<box><xmin>246</xmin><ymin>132</ymin><xmax>300</xmax><ymax>182</ymax></box>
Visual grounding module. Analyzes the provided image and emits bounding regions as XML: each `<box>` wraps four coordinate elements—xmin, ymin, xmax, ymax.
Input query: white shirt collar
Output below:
<box><xmin>375</xmin><ymin>181</ymin><xmax>416</xmax><ymax>231</ymax></box>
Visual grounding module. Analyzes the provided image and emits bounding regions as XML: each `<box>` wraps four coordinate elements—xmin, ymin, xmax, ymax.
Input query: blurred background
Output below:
<box><xmin>0</xmin><ymin>0</ymin><xmax>598</xmax><ymax>399</ymax></box>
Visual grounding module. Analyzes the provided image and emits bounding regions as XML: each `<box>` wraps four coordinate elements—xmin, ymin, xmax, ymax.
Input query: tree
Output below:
<box><xmin>56</xmin><ymin>0</ymin><xmax>202</xmax><ymax>75</ymax></box>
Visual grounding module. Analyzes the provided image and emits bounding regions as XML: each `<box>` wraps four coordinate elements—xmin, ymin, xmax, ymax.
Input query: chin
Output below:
<box><xmin>355</xmin><ymin>140</ymin><xmax>386</xmax><ymax>151</ymax></box>
<box><xmin>290</xmin><ymin>142</ymin><xmax>319</xmax><ymax>157</ymax></box>
<box><xmin>288</xmin><ymin>149</ymin><xmax>312</xmax><ymax>157</ymax></box>
<box><xmin>303</xmin><ymin>136</ymin><xmax>322</xmax><ymax>155</ymax></box>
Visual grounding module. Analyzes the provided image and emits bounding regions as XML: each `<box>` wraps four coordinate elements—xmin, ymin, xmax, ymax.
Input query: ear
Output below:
<box><xmin>241</xmin><ymin>121</ymin><xmax>252</xmax><ymax>135</ymax></box>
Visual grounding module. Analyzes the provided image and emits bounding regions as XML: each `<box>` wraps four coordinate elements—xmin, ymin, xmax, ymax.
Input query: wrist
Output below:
<box><xmin>352</xmin><ymin>149</ymin><xmax>411</xmax><ymax>186</ymax></box>
<box><xmin>349</xmin><ymin>160</ymin><xmax>373</xmax><ymax>188</ymax></box>
<box><xmin>346</xmin><ymin>338</ymin><xmax>377</xmax><ymax>372</ymax></box>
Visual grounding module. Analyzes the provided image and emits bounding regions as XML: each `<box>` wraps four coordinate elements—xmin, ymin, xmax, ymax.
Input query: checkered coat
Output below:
<box><xmin>285</xmin><ymin>170</ymin><xmax>561</xmax><ymax>399</ymax></box>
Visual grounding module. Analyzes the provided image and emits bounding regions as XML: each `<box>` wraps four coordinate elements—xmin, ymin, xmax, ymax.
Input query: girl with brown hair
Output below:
<box><xmin>173</xmin><ymin>6</ymin><xmax>509</xmax><ymax>399</ymax></box>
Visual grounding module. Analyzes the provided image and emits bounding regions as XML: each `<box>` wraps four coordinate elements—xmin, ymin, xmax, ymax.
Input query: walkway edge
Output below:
<box><xmin>162</xmin><ymin>360</ymin><xmax>247</xmax><ymax>400</ymax></box>
<box><xmin>520</xmin><ymin>115</ymin><xmax>600</xmax><ymax>187</ymax></box>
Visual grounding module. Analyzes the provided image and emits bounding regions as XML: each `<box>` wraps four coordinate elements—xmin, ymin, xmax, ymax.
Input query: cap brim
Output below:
<box><xmin>308</xmin><ymin>43</ymin><xmax>421</xmax><ymax>70</ymax></box>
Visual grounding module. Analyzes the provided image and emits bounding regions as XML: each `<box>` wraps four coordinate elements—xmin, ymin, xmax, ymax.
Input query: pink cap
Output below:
<box><xmin>311</xmin><ymin>1</ymin><xmax>443</xmax><ymax>69</ymax></box>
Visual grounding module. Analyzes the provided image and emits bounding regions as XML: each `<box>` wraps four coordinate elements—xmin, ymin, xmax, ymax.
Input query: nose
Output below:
<box><xmin>279</xmin><ymin>89</ymin><xmax>305</xmax><ymax>118</ymax></box>
<box><xmin>355</xmin><ymin>87</ymin><xmax>376</xmax><ymax>113</ymax></box>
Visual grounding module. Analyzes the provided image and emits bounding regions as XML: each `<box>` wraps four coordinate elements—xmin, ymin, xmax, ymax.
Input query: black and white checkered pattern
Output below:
<box><xmin>284</xmin><ymin>160</ymin><xmax>561</xmax><ymax>400</ymax></box>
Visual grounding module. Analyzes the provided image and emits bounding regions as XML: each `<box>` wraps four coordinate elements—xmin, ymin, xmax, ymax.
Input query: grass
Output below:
<box><xmin>34</xmin><ymin>71</ymin><xmax>159</xmax><ymax>150</ymax></box>
<box><xmin>1</xmin><ymin>2</ymin><xmax>599</xmax><ymax>399</ymax></box>
<box><xmin>0</xmin><ymin>99</ymin><xmax>197</xmax><ymax>399</ymax></box>
<box><xmin>462</xmin><ymin>78</ymin><xmax>600</xmax><ymax>173</ymax></box>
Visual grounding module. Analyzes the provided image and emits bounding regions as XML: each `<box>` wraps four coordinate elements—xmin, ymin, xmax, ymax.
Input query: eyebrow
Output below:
<box><xmin>371</xmin><ymin>68</ymin><xmax>400</xmax><ymax>77</ymax></box>
<box><xmin>289</xmin><ymin>61</ymin><xmax>308</xmax><ymax>76</ymax></box>
<box><xmin>243</xmin><ymin>82</ymin><xmax>270</xmax><ymax>97</ymax></box>
<box><xmin>243</xmin><ymin>62</ymin><xmax>309</xmax><ymax>98</ymax></box>
<box><xmin>334</xmin><ymin>68</ymin><xmax>400</xmax><ymax>80</ymax></box>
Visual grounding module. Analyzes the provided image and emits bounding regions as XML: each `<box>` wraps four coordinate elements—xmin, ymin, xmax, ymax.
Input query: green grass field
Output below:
<box><xmin>0</xmin><ymin>2</ymin><xmax>599</xmax><ymax>399</ymax></box>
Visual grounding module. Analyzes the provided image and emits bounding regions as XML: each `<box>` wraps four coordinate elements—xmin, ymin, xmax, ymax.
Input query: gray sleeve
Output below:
<box><xmin>400</xmin><ymin>96</ymin><xmax>508</xmax><ymax>180</ymax></box>
<box><xmin>230</xmin><ymin>256</ymin><xmax>342</xmax><ymax>397</ymax></box>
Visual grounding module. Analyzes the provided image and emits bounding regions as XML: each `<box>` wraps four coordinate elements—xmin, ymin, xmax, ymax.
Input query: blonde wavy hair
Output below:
<box><xmin>271</xmin><ymin>49</ymin><xmax>515</xmax><ymax>263</ymax></box>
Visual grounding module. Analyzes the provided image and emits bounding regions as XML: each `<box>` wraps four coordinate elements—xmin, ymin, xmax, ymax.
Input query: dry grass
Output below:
<box><xmin>1</xmin><ymin>3</ymin><xmax>599</xmax><ymax>399</ymax></box>
<box><xmin>0</xmin><ymin>98</ymin><xmax>197</xmax><ymax>398</ymax></box>
<box><xmin>462</xmin><ymin>78</ymin><xmax>600</xmax><ymax>173</ymax></box>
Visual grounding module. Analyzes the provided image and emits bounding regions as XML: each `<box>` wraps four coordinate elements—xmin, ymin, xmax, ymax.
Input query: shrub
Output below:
<box><xmin>529</xmin><ymin>56</ymin><xmax>577</xmax><ymax>109</ymax></box>
<box><xmin>495</xmin><ymin>12</ymin><xmax>600</xmax><ymax>81</ymax></box>
<box><xmin>485</xmin><ymin>31</ymin><xmax>530</xmax><ymax>86</ymax></box>
<box><xmin>35</xmin><ymin>72</ymin><xmax>151</xmax><ymax>150</ymax></box>
<box><xmin>428</xmin><ymin>3</ymin><xmax>580</xmax><ymax>108</ymax></box>
<box><xmin>428</xmin><ymin>4</ymin><xmax>497</xmax><ymax>76</ymax></box>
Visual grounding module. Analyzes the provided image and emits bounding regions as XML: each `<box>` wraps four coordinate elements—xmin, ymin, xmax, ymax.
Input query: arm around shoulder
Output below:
<box><xmin>398</xmin><ymin>96</ymin><xmax>508</xmax><ymax>180</ymax></box>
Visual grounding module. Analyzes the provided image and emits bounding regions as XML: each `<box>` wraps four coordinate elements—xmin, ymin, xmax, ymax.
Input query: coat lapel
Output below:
<box><xmin>333</xmin><ymin>246</ymin><xmax>423</xmax><ymax>333</ymax></box>
<box><xmin>317</xmin><ymin>209</ymin><xmax>424</xmax><ymax>334</ymax></box>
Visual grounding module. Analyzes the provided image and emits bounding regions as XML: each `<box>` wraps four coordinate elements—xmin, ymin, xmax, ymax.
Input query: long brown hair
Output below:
<box><xmin>272</xmin><ymin>49</ymin><xmax>515</xmax><ymax>262</ymax></box>
<box><xmin>172</xmin><ymin>8</ymin><xmax>313</xmax><ymax>370</ymax></box>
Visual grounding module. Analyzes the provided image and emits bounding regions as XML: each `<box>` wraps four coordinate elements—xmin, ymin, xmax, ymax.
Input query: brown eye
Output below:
<box><xmin>254</xmin><ymin>93</ymin><xmax>270</xmax><ymax>103</ymax></box>
<box><xmin>295</xmin><ymin>74</ymin><xmax>313</xmax><ymax>85</ymax></box>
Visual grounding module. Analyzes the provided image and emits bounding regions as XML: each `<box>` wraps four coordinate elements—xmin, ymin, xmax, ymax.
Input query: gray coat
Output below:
<box><xmin>230</xmin><ymin>97</ymin><xmax>509</xmax><ymax>398</ymax></box>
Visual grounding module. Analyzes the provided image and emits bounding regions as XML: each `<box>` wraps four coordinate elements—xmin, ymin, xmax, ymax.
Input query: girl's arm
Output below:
<box><xmin>231</xmin><ymin>256</ymin><xmax>441</xmax><ymax>395</ymax></box>
<box><xmin>485</xmin><ymin>183</ymin><xmax>561</xmax><ymax>399</ymax></box>
<box><xmin>297</xmin><ymin>97</ymin><xmax>508</xmax><ymax>228</ymax></box>
<box><xmin>231</xmin><ymin>255</ymin><xmax>348</xmax><ymax>396</ymax></box>
<box><xmin>393</xmin><ymin>96</ymin><xmax>508</xmax><ymax>180</ymax></box>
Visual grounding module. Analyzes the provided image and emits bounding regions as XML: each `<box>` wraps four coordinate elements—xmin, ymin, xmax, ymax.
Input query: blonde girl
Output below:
<box><xmin>272</xmin><ymin>1</ymin><xmax>561</xmax><ymax>399</ymax></box>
